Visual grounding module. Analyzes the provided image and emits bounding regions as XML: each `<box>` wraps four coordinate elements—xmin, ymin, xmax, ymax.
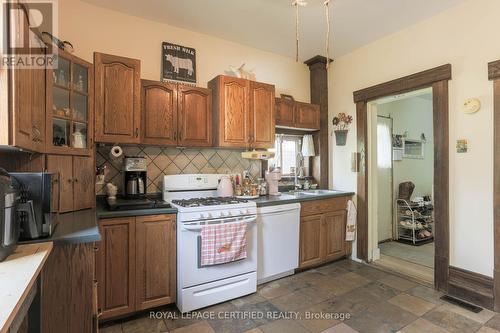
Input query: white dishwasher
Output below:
<box><xmin>257</xmin><ymin>203</ymin><xmax>300</xmax><ymax>284</ymax></box>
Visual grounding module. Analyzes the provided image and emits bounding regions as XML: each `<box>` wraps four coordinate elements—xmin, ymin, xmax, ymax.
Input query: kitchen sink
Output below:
<box><xmin>289</xmin><ymin>189</ymin><xmax>342</xmax><ymax>196</ymax></box>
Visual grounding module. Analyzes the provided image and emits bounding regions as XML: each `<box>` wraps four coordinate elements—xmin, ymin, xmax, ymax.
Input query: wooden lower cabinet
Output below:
<box><xmin>41</xmin><ymin>243</ymin><xmax>95</xmax><ymax>333</ymax></box>
<box><xmin>323</xmin><ymin>211</ymin><xmax>347</xmax><ymax>262</ymax></box>
<box><xmin>97</xmin><ymin>217</ymin><xmax>136</xmax><ymax>320</ymax></box>
<box><xmin>299</xmin><ymin>215</ymin><xmax>324</xmax><ymax>268</ymax></box>
<box><xmin>97</xmin><ymin>214</ymin><xmax>176</xmax><ymax>320</ymax></box>
<box><xmin>299</xmin><ymin>197</ymin><xmax>350</xmax><ymax>269</ymax></box>
<box><xmin>135</xmin><ymin>215</ymin><xmax>176</xmax><ymax>310</ymax></box>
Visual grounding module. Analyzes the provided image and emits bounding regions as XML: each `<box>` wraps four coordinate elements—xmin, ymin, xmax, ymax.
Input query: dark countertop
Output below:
<box><xmin>252</xmin><ymin>190</ymin><xmax>355</xmax><ymax>207</ymax></box>
<box><xmin>95</xmin><ymin>191</ymin><xmax>354</xmax><ymax>216</ymax></box>
<box><xmin>96</xmin><ymin>200</ymin><xmax>178</xmax><ymax>219</ymax></box>
<box><xmin>19</xmin><ymin>208</ymin><xmax>100</xmax><ymax>245</ymax></box>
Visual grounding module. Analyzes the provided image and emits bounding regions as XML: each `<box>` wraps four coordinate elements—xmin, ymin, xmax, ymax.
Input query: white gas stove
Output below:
<box><xmin>163</xmin><ymin>174</ymin><xmax>257</xmax><ymax>313</ymax></box>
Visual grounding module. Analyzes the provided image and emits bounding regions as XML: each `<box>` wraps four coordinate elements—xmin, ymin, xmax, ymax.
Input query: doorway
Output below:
<box><xmin>353</xmin><ymin>64</ymin><xmax>451</xmax><ymax>291</ymax></box>
<box><xmin>370</xmin><ymin>88</ymin><xmax>435</xmax><ymax>285</ymax></box>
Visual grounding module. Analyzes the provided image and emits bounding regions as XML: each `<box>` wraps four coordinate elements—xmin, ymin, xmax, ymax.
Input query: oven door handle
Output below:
<box><xmin>181</xmin><ymin>215</ymin><xmax>257</xmax><ymax>231</ymax></box>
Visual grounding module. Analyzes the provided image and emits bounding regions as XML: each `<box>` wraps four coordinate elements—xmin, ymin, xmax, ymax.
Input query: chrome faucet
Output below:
<box><xmin>292</xmin><ymin>167</ymin><xmax>300</xmax><ymax>190</ymax></box>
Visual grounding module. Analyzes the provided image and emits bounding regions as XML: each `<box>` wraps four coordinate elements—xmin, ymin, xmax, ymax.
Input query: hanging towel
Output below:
<box><xmin>346</xmin><ymin>200</ymin><xmax>357</xmax><ymax>241</ymax></box>
<box><xmin>200</xmin><ymin>221</ymin><xmax>247</xmax><ymax>266</ymax></box>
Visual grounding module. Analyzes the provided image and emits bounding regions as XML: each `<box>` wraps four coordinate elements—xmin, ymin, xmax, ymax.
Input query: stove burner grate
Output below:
<box><xmin>172</xmin><ymin>197</ymin><xmax>248</xmax><ymax>207</ymax></box>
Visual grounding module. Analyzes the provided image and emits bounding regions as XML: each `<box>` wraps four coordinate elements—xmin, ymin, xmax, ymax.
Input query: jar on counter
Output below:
<box><xmin>250</xmin><ymin>184</ymin><xmax>259</xmax><ymax>197</ymax></box>
<box><xmin>235</xmin><ymin>185</ymin><xmax>242</xmax><ymax>196</ymax></box>
<box><xmin>257</xmin><ymin>178</ymin><xmax>267</xmax><ymax>196</ymax></box>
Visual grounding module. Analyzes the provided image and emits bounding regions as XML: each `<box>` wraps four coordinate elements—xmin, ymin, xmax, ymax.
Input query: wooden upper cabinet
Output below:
<box><xmin>6</xmin><ymin>6</ymin><xmax>46</xmax><ymax>152</ymax></box>
<box><xmin>141</xmin><ymin>80</ymin><xmax>177</xmax><ymax>145</ymax></box>
<box><xmin>177</xmin><ymin>85</ymin><xmax>212</xmax><ymax>147</ymax></box>
<box><xmin>275</xmin><ymin>98</ymin><xmax>295</xmax><ymax>127</ymax></box>
<box><xmin>0</xmin><ymin>2</ymin><xmax>46</xmax><ymax>152</ymax></box>
<box><xmin>209</xmin><ymin>75</ymin><xmax>249</xmax><ymax>148</ymax></box>
<box><xmin>12</xmin><ymin>65</ymin><xmax>46</xmax><ymax>152</ymax></box>
<box><xmin>135</xmin><ymin>215</ymin><xmax>176</xmax><ymax>310</ymax></box>
<box><xmin>97</xmin><ymin>217</ymin><xmax>136</xmax><ymax>320</ymax></box>
<box><xmin>209</xmin><ymin>75</ymin><xmax>275</xmax><ymax>149</ymax></box>
<box><xmin>46</xmin><ymin>50</ymin><xmax>94</xmax><ymax>156</ymax></box>
<box><xmin>249</xmin><ymin>81</ymin><xmax>275</xmax><ymax>148</ymax></box>
<box><xmin>295</xmin><ymin>102</ymin><xmax>320</xmax><ymax>130</ymax></box>
<box><xmin>94</xmin><ymin>52</ymin><xmax>141</xmax><ymax>143</ymax></box>
<box><xmin>275</xmin><ymin>98</ymin><xmax>320</xmax><ymax>131</ymax></box>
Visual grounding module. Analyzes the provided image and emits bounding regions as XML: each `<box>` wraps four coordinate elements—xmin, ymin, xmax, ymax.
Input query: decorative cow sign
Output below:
<box><xmin>161</xmin><ymin>42</ymin><xmax>196</xmax><ymax>84</ymax></box>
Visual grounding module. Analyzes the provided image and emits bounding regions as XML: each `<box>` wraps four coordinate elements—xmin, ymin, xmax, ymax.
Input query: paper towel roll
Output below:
<box><xmin>109</xmin><ymin>146</ymin><xmax>123</xmax><ymax>159</ymax></box>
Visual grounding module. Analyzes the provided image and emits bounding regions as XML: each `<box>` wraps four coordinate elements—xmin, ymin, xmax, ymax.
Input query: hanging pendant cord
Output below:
<box><xmin>292</xmin><ymin>0</ymin><xmax>307</xmax><ymax>62</ymax></box>
<box><xmin>324</xmin><ymin>0</ymin><xmax>331</xmax><ymax>69</ymax></box>
<box><xmin>293</xmin><ymin>1</ymin><xmax>299</xmax><ymax>62</ymax></box>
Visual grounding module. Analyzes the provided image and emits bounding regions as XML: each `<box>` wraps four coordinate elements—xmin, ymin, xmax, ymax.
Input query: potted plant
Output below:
<box><xmin>332</xmin><ymin>112</ymin><xmax>353</xmax><ymax>146</ymax></box>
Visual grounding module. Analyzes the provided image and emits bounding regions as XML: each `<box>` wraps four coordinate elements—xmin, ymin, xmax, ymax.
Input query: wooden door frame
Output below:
<box><xmin>488</xmin><ymin>60</ymin><xmax>500</xmax><ymax>310</ymax></box>
<box><xmin>353</xmin><ymin>64</ymin><xmax>451</xmax><ymax>291</ymax></box>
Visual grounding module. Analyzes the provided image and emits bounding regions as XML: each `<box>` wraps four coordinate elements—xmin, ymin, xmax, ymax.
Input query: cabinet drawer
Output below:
<box><xmin>300</xmin><ymin>197</ymin><xmax>350</xmax><ymax>217</ymax></box>
<box><xmin>135</xmin><ymin>214</ymin><xmax>176</xmax><ymax>223</ymax></box>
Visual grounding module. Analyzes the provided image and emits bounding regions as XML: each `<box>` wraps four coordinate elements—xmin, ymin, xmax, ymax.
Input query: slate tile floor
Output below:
<box><xmin>100</xmin><ymin>259</ymin><xmax>500</xmax><ymax>333</ymax></box>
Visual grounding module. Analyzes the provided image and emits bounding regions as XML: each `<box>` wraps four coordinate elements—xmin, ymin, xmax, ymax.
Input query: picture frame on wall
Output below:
<box><xmin>161</xmin><ymin>42</ymin><xmax>197</xmax><ymax>84</ymax></box>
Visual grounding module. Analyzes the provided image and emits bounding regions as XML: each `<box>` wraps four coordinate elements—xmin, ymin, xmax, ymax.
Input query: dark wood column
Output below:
<box><xmin>304</xmin><ymin>56</ymin><xmax>330</xmax><ymax>189</ymax></box>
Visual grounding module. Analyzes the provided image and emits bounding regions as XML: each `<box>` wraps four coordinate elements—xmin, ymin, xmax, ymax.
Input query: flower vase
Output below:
<box><xmin>334</xmin><ymin>130</ymin><xmax>348</xmax><ymax>146</ymax></box>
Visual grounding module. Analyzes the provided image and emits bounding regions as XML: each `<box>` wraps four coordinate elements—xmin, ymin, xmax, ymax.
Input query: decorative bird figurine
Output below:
<box><xmin>291</xmin><ymin>0</ymin><xmax>308</xmax><ymax>7</ymax></box>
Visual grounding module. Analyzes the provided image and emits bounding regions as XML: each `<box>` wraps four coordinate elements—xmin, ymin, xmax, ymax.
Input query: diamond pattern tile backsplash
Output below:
<box><xmin>95</xmin><ymin>145</ymin><xmax>262</xmax><ymax>195</ymax></box>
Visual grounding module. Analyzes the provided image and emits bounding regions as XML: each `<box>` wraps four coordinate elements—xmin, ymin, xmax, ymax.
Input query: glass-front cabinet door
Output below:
<box><xmin>46</xmin><ymin>50</ymin><xmax>94</xmax><ymax>155</ymax></box>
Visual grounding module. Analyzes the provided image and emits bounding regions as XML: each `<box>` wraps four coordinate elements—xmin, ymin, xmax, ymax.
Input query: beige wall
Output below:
<box><xmin>330</xmin><ymin>0</ymin><xmax>498</xmax><ymax>276</ymax></box>
<box><xmin>57</xmin><ymin>0</ymin><xmax>310</xmax><ymax>100</ymax></box>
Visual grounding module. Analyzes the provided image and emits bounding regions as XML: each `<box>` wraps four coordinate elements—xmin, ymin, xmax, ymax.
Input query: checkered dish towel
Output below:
<box><xmin>200</xmin><ymin>221</ymin><xmax>248</xmax><ymax>266</ymax></box>
<box><xmin>346</xmin><ymin>200</ymin><xmax>357</xmax><ymax>241</ymax></box>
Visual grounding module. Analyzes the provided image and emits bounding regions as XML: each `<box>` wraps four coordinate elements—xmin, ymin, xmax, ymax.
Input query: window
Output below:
<box><xmin>269</xmin><ymin>134</ymin><xmax>309</xmax><ymax>176</ymax></box>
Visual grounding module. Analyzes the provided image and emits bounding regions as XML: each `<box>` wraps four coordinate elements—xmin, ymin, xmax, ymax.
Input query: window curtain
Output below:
<box><xmin>271</xmin><ymin>134</ymin><xmax>284</xmax><ymax>169</ymax></box>
<box><xmin>377</xmin><ymin>121</ymin><xmax>392</xmax><ymax>169</ymax></box>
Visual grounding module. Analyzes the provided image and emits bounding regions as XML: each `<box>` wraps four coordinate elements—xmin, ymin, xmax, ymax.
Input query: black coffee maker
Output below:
<box><xmin>123</xmin><ymin>156</ymin><xmax>147</xmax><ymax>198</ymax></box>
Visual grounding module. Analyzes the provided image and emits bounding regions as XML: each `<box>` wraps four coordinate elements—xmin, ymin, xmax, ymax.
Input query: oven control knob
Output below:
<box><xmin>207</xmin><ymin>213</ymin><xmax>212</xmax><ymax>218</ymax></box>
<box><xmin>227</xmin><ymin>211</ymin><xmax>232</xmax><ymax>216</ymax></box>
<box><xmin>200</xmin><ymin>213</ymin><xmax>206</xmax><ymax>219</ymax></box>
<box><xmin>239</xmin><ymin>210</ymin><xmax>245</xmax><ymax>215</ymax></box>
<box><xmin>220</xmin><ymin>212</ymin><xmax>226</xmax><ymax>217</ymax></box>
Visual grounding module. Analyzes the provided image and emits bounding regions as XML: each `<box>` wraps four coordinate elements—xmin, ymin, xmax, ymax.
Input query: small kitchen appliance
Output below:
<box><xmin>0</xmin><ymin>168</ymin><xmax>19</xmax><ymax>262</ymax></box>
<box><xmin>9</xmin><ymin>172</ymin><xmax>54</xmax><ymax>240</ymax></box>
<box><xmin>265</xmin><ymin>169</ymin><xmax>282</xmax><ymax>196</ymax></box>
<box><xmin>217</xmin><ymin>175</ymin><xmax>233</xmax><ymax>197</ymax></box>
<box><xmin>163</xmin><ymin>174</ymin><xmax>257</xmax><ymax>313</ymax></box>
<box><xmin>123</xmin><ymin>156</ymin><xmax>147</xmax><ymax>198</ymax></box>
